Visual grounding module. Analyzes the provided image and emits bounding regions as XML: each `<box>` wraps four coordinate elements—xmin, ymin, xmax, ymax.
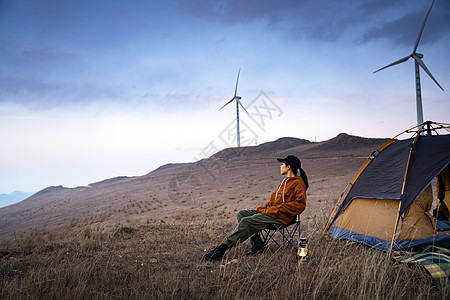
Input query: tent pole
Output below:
<box><xmin>393</xmin><ymin>124</ymin><xmax>418</xmax><ymax>139</ymax></box>
<box><xmin>322</xmin><ymin>183</ymin><xmax>351</xmax><ymax>236</ymax></box>
<box><xmin>387</xmin><ymin>131</ymin><xmax>422</xmax><ymax>259</ymax></box>
<box><xmin>388</xmin><ymin>201</ymin><xmax>403</xmax><ymax>260</ymax></box>
<box><xmin>392</xmin><ymin>122</ymin><xmax>450</xmax><ymax>140</ymax></box>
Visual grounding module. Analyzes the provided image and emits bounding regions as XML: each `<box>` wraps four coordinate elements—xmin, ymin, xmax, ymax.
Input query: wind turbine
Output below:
<box><xmin>373</xmin><ymin>0</ymin><xmax>444</xmax><ymax>126</ymax></box>
<box><xmin>220</xmin><ymin>68</ymin><xmax>248</xmax><ymax>147</ymax></box>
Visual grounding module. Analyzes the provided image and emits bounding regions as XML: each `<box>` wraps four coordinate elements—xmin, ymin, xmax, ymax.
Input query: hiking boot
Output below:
<box><xmin>245</xmin><ymin>234</ymin><xmax>265</xmax><ymax>256</ymax></box>
<box><xmin>205</xmin><ymin>243</ymin><xmax>228</xmax><ymax>260</ymax></box>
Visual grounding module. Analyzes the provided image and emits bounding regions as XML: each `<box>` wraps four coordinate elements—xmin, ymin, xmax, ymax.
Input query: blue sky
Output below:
<box><xmin>0</xmin><ymin>0</ymin><xmax>449</xmax><ymax>194</ymax></box>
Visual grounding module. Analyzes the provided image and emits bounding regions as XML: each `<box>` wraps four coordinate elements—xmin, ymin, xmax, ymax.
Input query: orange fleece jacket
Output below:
<box><xmin>256</xmin><ymin>176</ymin><xmax>307</xmax><ymax>225</ymax></box>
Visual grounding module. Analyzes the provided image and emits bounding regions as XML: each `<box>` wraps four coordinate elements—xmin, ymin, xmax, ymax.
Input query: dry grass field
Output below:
<box><xmin>0</xmin><ymin>215</ymin><xmax>445</xmax><ymax>299</ymax></box>
<box><xmin>1</xmin><ymin>134</ymin><xmax>447</xmax><ymax>299</ymax></box>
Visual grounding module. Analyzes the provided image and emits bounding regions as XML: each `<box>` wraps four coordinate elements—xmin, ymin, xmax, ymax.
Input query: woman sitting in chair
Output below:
<box><xmin>205</xmin><ymin>155</ymin><xmax>308</xmax><ymax>260</ymax></box>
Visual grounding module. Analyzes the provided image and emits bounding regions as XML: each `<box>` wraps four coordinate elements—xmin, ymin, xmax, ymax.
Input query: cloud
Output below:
<box><xmin>176</xmin><ymin>0</ymin><xmax>353</xmax><ymax>42</ymax></box>
<box><xmin>361</xmin><ymin>1</ymin><xmax>450</xmax><ymax>46</ymax></box>
<box><xmin>23</xmin><ymin>46</ymin><xmax>76</xmax><ymax>62</ymax></box>
<box><xmin>0</xmin><ymin>73</ymin><xmax>126</xmax><ymax>110</ymax></box>
<box><xmin>0</xmin><ymin>39</ymin><xmax>79</xmax><ymax>69</ymax></box>
<box><xmin>177</xmin><ymin>0</ymin><xmax>450</xmax><ymax>45</ymax></box>
<box><xmin>0</xmin><ymin>74</ymin><xmax>59</xmax><ymax>96</ymax></box>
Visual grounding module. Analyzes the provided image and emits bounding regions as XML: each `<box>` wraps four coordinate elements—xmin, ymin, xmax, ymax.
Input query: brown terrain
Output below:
<box><xmin>2</xmin><ymin>133</ymin><xmax>446</xmax><ymax>299</ymax></box>
<box><xmin>0</xmin><ymin>133</ymin><xmax>389</xmax><ymax>242</ymax></box>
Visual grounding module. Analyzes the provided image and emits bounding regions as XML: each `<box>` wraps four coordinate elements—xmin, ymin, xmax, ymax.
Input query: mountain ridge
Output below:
<box><xmin>0</xmin><ymin>133</ymin><xmax>389</xmax><ymax>241</ymax></box>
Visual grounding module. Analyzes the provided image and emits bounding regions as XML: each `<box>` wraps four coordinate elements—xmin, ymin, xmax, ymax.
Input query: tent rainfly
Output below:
<box><xmin>323</xmin><ymin>121</ymin><xmax>450</xmax><ymax>259</ymax></box>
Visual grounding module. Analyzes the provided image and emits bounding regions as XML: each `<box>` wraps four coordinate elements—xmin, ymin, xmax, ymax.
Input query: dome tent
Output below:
<box><xmin>323</xmin><ymin>121</ymin><xmax>450</xmax><ymax>258</ymax></box>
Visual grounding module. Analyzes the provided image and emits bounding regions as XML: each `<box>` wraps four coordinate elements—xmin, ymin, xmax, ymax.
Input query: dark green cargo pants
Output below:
<box><xmin>225</xmin><ymin>209</ymin><xmax>282</xmax><ymax>247</ymax></box>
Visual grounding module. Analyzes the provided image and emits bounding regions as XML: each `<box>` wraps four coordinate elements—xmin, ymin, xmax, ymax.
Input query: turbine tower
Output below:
<box><xmin>220</xmin><ymin>68</ymin><xmax>248</xmax><ymax>147</ymax></box>
<box><xmin>373</xmin><ymin>0</ymin><xmax>444</xmax><ymax>126</ymax></box>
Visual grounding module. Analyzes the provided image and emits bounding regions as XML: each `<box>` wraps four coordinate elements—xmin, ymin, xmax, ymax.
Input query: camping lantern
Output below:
<box><xmin>297</xmin><ymin>237</ymin><xmax>308</xmax><ymax>262</ymax></box>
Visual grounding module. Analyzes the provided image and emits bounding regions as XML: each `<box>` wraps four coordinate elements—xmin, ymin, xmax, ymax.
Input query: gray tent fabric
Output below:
<box><xmin>402</xmin><ymin>135</ymin><xmax>450</xmax><ymax>216</ymax></box>
<box><xmin>328</xmin><ymin>133</ymin><xmax>450</xmax><ymax>230</ymax></box>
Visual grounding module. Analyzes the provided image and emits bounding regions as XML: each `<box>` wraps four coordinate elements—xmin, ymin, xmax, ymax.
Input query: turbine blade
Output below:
<box><xmin>413</xmin><ymin>0</ymin><xmax>435</xmax><ymax>53</ymax></box>
<box><xmin>220</xmin><ymin>97</ymin><xmax>235</xmax><ymax>110</ymax></box>
<box><xmin>234</xmin><ymin>68</ymin><xmax>241</xmax><ymax>98</ymax></box>
<box><xmin>413</xmin><ymin>55</ymin><xmax>444</xmax><ymax>91</ymax></box>
<box><xmin>373</xmin><ymin>55</ymin><xmax>411</xmax><ymax>73</ymax></box>
<box><xmin>238</xmin><ymin>99</ymin><xmax>249</xmax><ymax>115</ymax></box>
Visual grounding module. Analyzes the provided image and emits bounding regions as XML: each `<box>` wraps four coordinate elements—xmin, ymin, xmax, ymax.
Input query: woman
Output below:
<box><xmin>205</xmin><ymin>155</ymin><xmax>308</xmax><ymax>260</ymax></box>
<box><xmin>435</xmin><ymin>165</ymin><xmax>450</xmax><ymax>220</ymax></box>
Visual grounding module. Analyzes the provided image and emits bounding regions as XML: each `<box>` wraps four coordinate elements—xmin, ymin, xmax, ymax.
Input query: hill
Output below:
<box><xmin>2</xmin><ymin>133</ymin><xmax>443</xmax><ymax>299</ymax></box>
<box><xmin>0</xmin><ymin>191</ymin><xmax>34</xmax><ymax>208</ymax></box>
<box><xmin>0</xmin><ymin>133</ymin><xmax>389</xmax><ymax>242</ymax></box>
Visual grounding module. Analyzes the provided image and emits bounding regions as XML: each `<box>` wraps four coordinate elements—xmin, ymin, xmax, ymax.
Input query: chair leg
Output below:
<box><xmin>275</xmin><ymin>224</ymin><xmax>299</xmax><ymax>253</ymax></box>
<box><xmin>261</xmin><ymin>221</ymin><xmax>301</xmax><ymax>254</ymax></box>
<box><xmin>261</xmin><ymin>228</ymin><xmax>281</xmax><ymax>254</ymax></box>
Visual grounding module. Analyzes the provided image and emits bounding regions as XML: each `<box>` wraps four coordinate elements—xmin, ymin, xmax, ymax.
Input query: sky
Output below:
<box><xmin>0</xmin><ymin>0</ymin><xmax>449</xmax><ymax>195</ymax></box>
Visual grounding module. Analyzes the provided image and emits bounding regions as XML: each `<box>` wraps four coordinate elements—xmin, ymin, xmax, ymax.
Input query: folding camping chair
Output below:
<box><xmin>260</xmin><ymin>215</ymin><xmax>301</xmax><ymax>254</ymax></box>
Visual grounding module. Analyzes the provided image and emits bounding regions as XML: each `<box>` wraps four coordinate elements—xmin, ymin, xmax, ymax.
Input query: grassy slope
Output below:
<box><xmin>1</xmin><ymin>134</ymin><xmax>447</xmax><ymax>298</ymax></box>
<box><xmin>0</xmin><ymin>216</ymin><xmax>445</xmax><ymax>299</ymax></box>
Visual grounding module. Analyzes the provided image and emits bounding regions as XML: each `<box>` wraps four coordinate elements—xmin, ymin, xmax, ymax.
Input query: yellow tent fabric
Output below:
<box><xmin>335</xmin><ymin>185</ymin><xmax>437</xmax><ymax>241</ymax></box>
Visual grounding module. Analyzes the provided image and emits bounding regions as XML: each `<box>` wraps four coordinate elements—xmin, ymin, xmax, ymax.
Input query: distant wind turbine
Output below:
<box><xmin>220</xmin><ymin>68</ymin><xmax>248</xmax><ymax>147</ymax></box>
<box><xmin>373</xmin><ymin>0</ymin><xmax>444</xmax><ymax>126</ymax></box>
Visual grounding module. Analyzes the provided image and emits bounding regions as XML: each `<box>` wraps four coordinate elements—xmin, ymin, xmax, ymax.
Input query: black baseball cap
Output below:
<box><xmin>277</xmin><ymin>155</ymin><xmax>301</xmax><ymax>170</ymax></box>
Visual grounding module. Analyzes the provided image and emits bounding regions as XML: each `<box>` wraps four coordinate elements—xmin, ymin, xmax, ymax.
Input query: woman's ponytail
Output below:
<box><xmin>292</xmin><ymin>166</ymin><xmax>309</xmax><ymax>190</ymax></box>
<box><xmin>299</xmin><ymin>168</ymin><xmax>309</xmax><ymax>190</ymax></box>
